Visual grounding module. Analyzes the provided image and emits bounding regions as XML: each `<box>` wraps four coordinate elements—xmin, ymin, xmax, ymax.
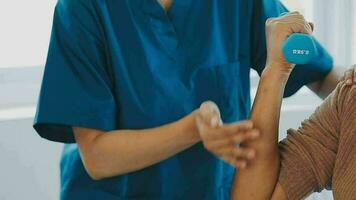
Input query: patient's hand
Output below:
<box><xmin>265</xmin><ymin>12</ymin><xmax>314</xmax><ymax>76</ymax></box>
<box><xmin>195</xmin><ymin>101</ymin><xmax>260</xmax><ymax>169</ymax></box>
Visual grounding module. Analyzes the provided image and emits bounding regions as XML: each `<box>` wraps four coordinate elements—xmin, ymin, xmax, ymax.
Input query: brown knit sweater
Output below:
<box><xmin>278</xmin><ymin>82</ymin><xmax>356</xmax><ymax>200</ymax></box>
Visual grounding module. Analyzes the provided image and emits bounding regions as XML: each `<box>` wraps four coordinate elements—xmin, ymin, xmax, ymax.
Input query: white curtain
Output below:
<box><xmin>313</xmin><ymin>0</ymin><xmax>355</xmax><ymax>67</ymax></box>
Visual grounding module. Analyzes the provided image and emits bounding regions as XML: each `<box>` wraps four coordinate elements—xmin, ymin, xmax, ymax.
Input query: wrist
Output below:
<box><xmin>265</xmin><ymin>60</ymin><xmax>295</xmax><ymax>74</ymax></box>
<box><xmin>262</xmin><ymin>64</ymin><xmax>293</xmax><ymax>83</ymax></box>
<box><xmin>182</xmin><ymin>110</ymin><xmax>201</xmax><ymax>143</ymax></box>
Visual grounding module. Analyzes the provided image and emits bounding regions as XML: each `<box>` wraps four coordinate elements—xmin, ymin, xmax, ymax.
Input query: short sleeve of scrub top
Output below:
<box><xmin>33</xmin><ymin>0</ymin><xmax>116</xmax><ymax>143</ymax></box>
<box><xmin>250</xmin><ymin>0</ymin><xmax>333</xmax><ymax>97</ymax></box>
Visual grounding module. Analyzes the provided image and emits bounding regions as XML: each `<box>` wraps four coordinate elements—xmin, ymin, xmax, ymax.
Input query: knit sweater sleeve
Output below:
<box><xmin>277</xmin><ymin>82</ymin><xmax>347</xmax><ymax>199</ymax></box>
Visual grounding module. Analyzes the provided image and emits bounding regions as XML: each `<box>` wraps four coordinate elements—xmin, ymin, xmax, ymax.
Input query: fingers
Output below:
<box><xmin>199</xmin><ymin>121</ymin><xmax>260</xmax><ymax>169</ymax></box>
<box><xmin>197</xmin><ymin>101</ymin><xmax>258</xmax><ymax>142</ymax></box>
<box><xmin>221</xmin><ymin>120</ymin><xmax>253</xmax><ymax>133</ymax></box>
<box><xmin>272</xmin><ymin>11</ymin><xmax>313</xmax><ymax>35</ymax></box>
<box><xmin>200</xmin><ymin>119</ymin><xmax>258</xmax><ymax>142</ymax></box>
<box><xmin>222</xmin><ymin>155</ymin><xmax>248</xmax><ymax>169</ymax></box>
<box><xmin>219</xmin><ymin>146</ymin><xmax>256</xmax><ymax>169</ymax></box>
<box><xmin>290</xmin><ymin>12</ymin><xmax>314</xmax><ymax>33</ymax></box>
<box><xmin>220</xmin><ymin>146</ymin><xmax>256</xmax><ymax>160</ymax></box>
<box><xmin>286</xmin><ymin>18</ymin><xmax>313</xmax><ymax>35</ymax></box>
<box><xmin>197</xmin><ymin>101</ymin><xmax>260</xmax><ymax>169</ymax></box>
<box><xmin>207</xmin><ymin>128</ymin><xmax>260</xmax><ymax>148</ymax></box>
<box><xmin>202</xmin><ymin>128</ymin><xmax>260</xmax><ymax>163</ymax></box>
<box><xmin>219</xmin><ymin>145</ymin><xmax>257</xmax><ymax>169</ymax></box>
<box><xmin>230</xmin><ymin>128</ymin><xmax>260</xmax><ymax>143</ymax></box>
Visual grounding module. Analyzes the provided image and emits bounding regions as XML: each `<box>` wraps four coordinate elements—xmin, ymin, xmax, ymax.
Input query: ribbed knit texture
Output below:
<box><xmin>278</xmin><ymin>82</ymin><xmax>356</xmax><ymax>200</ymax></box>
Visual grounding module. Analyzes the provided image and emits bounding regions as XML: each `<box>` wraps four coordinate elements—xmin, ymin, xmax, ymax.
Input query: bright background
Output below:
<box><xmin>0</xmin><ymin>0</ymin><xmax>355</xmax><ymax>68</ymax></box>
<box><xmin>0</xmin><ymin>0</ymin><xmax>355</xmax><ymax>199</ymax></box>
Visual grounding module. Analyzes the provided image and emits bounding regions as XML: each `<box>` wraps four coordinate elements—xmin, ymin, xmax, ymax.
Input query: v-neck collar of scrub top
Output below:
<box><xmin>142</xmin><ymin>0</ymin><xmax>192</xmax><ymax>64</ymax></box>
<box><xmin>142</xmin><ymin>0</ymin><xmax>191</xmax><ymax>19</ymax></box>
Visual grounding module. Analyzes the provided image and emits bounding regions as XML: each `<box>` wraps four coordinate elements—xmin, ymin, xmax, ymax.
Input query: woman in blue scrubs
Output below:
<box><xmin>34</xmin><ymin>0</ymin><xmax>344</xmax><ymax>199</ymax></box>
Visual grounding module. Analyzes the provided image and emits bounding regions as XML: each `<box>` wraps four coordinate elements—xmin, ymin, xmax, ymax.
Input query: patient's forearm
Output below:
<box><xmin>231</xmin><ymin>66</ymin><xmax>290</xmax><ymax>199</ymax></box>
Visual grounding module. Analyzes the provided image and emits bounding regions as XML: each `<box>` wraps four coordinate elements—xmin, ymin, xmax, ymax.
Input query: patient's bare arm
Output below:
<box><xmin>229</xmin><ymin>20</ymin><xmax>356</xmax><ymax>200</ymax></box>
<box><xmin>232</xmin><ymin>70</ymin><xmax>356</xmax><ymax>200</ymax></box>
<box><xmin>230</xmin><ymin>12</ymin><xmax>314</xmax><ymax>199</ymax></box>
<box><xmin>230</xmin><ymin>66</ymin><xmax>288</xmax><ymax>199</ymax></box>
<box><xmin>232</xmin><ymin>66</ymin><xmax>356</xmax><ymax>200</ymax></box>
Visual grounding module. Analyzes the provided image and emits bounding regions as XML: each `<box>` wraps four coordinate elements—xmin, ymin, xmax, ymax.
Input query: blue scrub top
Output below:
<box><xmin>34</xmin><ymin>0</ymin><xmax>333</xmax><ymax>199</ymax></box>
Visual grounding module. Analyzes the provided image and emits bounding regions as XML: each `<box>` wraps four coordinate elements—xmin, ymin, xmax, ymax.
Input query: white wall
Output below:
<box><xmin>0</xmin><ymin>119</ymin><xmax>62</xmax><ymax>200</ymax></box>
<box><xmin>0</xmin><ymin>67</ymin><xmax>62</xmax><ymax>200</ymax></box>
<box><xmin>0</xmin><ymin>0</ymin><xmax>57</xmax><ymax>68</ymax></box>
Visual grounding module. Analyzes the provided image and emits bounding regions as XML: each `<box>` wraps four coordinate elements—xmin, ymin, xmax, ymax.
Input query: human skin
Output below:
<box><xmin>73</xmin><ymin>1</ymin><xmax>356</xmax><ymax>181</ymax></box>
<box><xmin>72</xmin><ymin>0</ymin><xmax>260</xmax><ymax>181</ymax></box>
<box><xmin>229</xmin><ymin>11</ymin><xmax>313</xmax><ymax>199</ymax></box>
<box><xmin>227</xmin><ymin>12</ymin><xmax>356</xmax><ymax>200</ymax></box>
<box><xmin>230</xmin><ymin>65</ymin><xmax>356</xmax><ymax>200</ymax></box>
<box><xmin>73</xmin><ymin>111</ymin><xmax>259</xmax><ymax>180</ymax></box>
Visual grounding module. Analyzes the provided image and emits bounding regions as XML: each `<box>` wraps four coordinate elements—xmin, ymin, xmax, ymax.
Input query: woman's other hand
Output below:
<box><xmin>195</xmin><ymin>101</ymin><xmax>260</xmax><ymax>169</ymax></box>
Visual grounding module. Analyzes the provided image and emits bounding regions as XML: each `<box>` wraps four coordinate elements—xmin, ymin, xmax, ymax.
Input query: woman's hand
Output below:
<box><xmin>195</xmin><ymin>101</ymin><xmax>260</xmax><ymax>169</ymax></box>
<box><xmin>265</xmin><ymin>12</ymin><xmax>314</xmax><ymax>76</ymax></box>
<box><xmin>340</xmin><ymin>64</ymin><xmax>356</xmax><ymax>85</ymax></box>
